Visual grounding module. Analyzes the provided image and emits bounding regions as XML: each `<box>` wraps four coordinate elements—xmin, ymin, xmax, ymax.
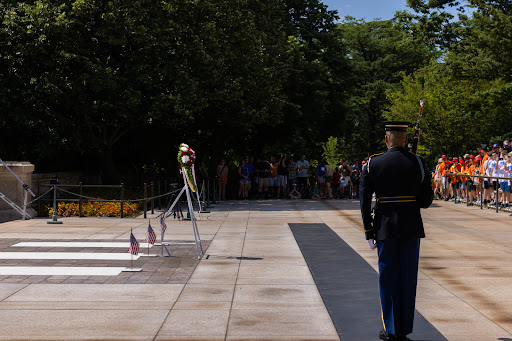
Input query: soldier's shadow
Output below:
<box><xmin>498</xmin><ymin>338</ymin><xmax>512</xmax><ymax>341</ymax></box>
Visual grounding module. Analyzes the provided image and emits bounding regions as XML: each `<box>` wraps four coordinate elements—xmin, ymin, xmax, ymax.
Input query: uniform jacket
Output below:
<box><xmin>360</xmin><ymin>146</ymin><xmax>433</xmax><ymax>240</ymax></box>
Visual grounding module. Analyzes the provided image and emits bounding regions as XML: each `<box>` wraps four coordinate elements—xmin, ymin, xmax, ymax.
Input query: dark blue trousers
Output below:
<box><xmin>377</xmin><ymin>238</ymin><xmax>420</xmax><ymax>336</ymax></box>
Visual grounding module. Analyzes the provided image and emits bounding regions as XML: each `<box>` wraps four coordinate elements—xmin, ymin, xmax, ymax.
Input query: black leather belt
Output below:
<box><xmin>378</xmin><ymin>196</ymin><xmax>416</xmax><ymax>204</ymax></box>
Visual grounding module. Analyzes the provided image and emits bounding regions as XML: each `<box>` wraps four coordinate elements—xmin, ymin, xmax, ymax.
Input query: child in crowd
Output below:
<box><xmin>288</xmin><ymin>184</ymin><xmax>302</xmax><ymax>199</ymax></box>
<box><xmin>308</xmin><ymin>176</ymin><xmax>321</xmax><ymax>199</ymax></box>
<box><xmin>340</xmin><ymin>169</ymin><xmax>352</xmax><ymax>198</ymax></box>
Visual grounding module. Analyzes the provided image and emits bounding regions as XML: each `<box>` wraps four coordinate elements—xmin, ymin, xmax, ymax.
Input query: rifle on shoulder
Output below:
<box><xmin>411</xmin><ymin>100</ymin><xmax>424</xmax><ymax>155</ymax></box>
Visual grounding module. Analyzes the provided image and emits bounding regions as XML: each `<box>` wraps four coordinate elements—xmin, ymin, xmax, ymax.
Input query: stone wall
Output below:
<box><xmin>0</xmin><ymin>161</ymin><xmax>36</xmax><ymax>222</ymax></box>
<box><xmin>0</xmin><ymin>163</ymin><xmax>101</xmax><ymax>222</ymax></box>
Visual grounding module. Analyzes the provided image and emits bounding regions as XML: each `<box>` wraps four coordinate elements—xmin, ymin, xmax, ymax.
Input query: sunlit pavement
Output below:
<box><xmin>0</xmin><ymin>199</ymin><xmax>509</xmax><ymax>340</ymax></box>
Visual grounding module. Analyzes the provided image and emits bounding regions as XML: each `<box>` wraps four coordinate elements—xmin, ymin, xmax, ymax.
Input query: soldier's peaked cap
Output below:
<box><xmin>383</xmin><ymin>121</ymin><xmax>411</xmax><ymax>132</ymax></box>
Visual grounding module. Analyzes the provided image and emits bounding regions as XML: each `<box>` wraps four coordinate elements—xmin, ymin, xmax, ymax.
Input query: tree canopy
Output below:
<box><xmin>1</xmin><ymin>0</ymin><xmax>511</xmax><ymax>181</ymax></box>
<box><xmin>387</xmin><ymin>0</ymin><xmax>512</xmax><ymax>161</ymax></box>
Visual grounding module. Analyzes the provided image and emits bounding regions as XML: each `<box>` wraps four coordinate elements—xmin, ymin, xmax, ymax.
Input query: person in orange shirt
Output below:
<box><xmin>459</xmin><ymin>156</ymin><xmax>469</xmax><ymax>200</ymax></box>
<box><xmin>452</xmin><ymin>158</ymin><xmax>462</xmax><ymax>204</ymax></box>
<box><xmin>471</xmin><ymin>156</ymin><xmax>481</xmax><ymax>203</ymax></box>
<box><xmin>476</xmin><ymin>156</ymin><xmax>486</xmax><ymax>204</ymax></box>
<box><xmin>479</xmin><ymin>149</ymin><xmax>489</xmax><ymax>164</ymax></box>
<box><xmin>456</xmin><ymin>158</ymin><xmax>464</xmax><ymax>201</ymax></box>
<box><xmin>450</xmin><ymin>158</ymin><xmax>464</xmax><ymax>203</ymax></box>
<box><xmin>466</xmin><ymin>156</ymin><xmax>477</xmax><ymax>203</ymax></box>
<box><xmin>444</xmin><ymin>159</ymin><xmax>454</xmax><ymax>200</ymax></box>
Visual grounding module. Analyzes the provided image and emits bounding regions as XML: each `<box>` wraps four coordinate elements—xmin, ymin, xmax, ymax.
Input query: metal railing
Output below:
<box><xmin>443</xmin><ymin>172</ymin><xmax>512</xmax><ymax>213</ymax></box>
<box><xmin>39</xmin><ymin>182</ymin><xmax>180</xmax><ymax>218</ymax></box>
<box><xmin>40</xmin><ymin>183</ymin><xmax>126</xmax><ymax>217</ymax></box>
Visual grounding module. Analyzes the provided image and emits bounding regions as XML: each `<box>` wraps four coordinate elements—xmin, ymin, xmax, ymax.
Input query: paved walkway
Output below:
<box><xmin>0</xmin><ymin>199</ymin><xmax>509</xmax><ymax>340</ymax></box>
<box><xmin>290</xmin><ymin>222</ymin><xmax>444</xmax><ymax>341</ymax></box>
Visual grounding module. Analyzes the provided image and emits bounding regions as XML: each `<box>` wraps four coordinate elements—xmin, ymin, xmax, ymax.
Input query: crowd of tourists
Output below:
<box><xmin>433</xmin><ymin>140</ymin><xmax>512</xmax><ymax>209</ymax></box>
<box><xmin>194</xmin><ymin>139</ymin><xmax>512</xmax><ymax>209</ymax></box>
<box><xmin>195</xmin><ymin>155</ymin><xmax>363</xmax><ymax>201</ymax></box>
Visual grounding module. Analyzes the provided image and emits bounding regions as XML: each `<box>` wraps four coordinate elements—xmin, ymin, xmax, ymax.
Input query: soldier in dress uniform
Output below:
<box><xmin>360</xmin><ymin>121</ymin><xmax>433</xmax><ymax>341</ymax></box>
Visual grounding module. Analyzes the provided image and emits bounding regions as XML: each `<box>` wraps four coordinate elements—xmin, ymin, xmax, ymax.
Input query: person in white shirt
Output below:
<box><xmin>296</xmin><ymin>155</ymin><xmax>310</xmax><ymax>188</ymax></box>
<box><xmin>487</xmin><ymin>152</ymin><xmax>498</xmax><ymax>204</ymax></box>
<box><xmin>496</xmin><ymin>151</ymin><xmax>511</xmax><ymax>206</ymax></box>
<box><xmin>507</xmin><ymin>152</ymin><xmax>512</xmax><ymax>204</ymax></box>
<box><xmin>483</xmin><ymin>156</ymin><xmax>491</xmax><ymax>203</ymax></box>
<box><xmin>434</xmin><ymin>158</ymin><xmax>443</xmax><ymax>199</ymax></box>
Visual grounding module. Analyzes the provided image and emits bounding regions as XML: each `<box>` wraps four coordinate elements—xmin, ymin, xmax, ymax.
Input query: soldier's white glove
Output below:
<box><xmin>368</xmin><ymin>239</ymin><xmax>377</xmax><ymax>250</ymax></box>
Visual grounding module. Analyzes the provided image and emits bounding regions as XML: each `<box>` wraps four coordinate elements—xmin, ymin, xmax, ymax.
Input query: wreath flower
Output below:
<box><xmin>177</xmin><ymin>143</ymin><xmax>197</xmax><ymax>192</ymax></box>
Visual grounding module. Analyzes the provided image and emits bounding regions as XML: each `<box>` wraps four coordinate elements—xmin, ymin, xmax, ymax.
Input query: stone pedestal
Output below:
<box><xmin>0</xmin><ymin>161</ymin><xmax>36</xmax><ymax>222</ymax></box>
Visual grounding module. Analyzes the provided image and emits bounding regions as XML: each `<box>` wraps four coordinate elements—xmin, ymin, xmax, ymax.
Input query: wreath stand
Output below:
<box><xmin>163</xmin><ymin>191</ymin><xmax>185</xmax><ymax>221</ymax></box>
<box><xmin>192</xmin><ymin>165</ymin><xmax>210</xmax><ymax>214</ymax></box>
<box><xmin>183</xmin><ymin>164</ymin><xmax>205</xmax><ymax>220</ymax></box>
<box><xmin>159</xmin><ymin>169</ymin><xmax>204</xmax><ymax>259</ymax></box>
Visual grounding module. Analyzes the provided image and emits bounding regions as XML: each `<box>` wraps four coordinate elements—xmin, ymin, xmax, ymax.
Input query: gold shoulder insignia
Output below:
<box><xmin>367</xmin><ymin>152</ymin><xmax>384</xmax><ymax>173</ymax></box>
<box><xmin>369</xmin><ymin>152</ymin><xmax>385</xmax><ymax>159</ymax></box>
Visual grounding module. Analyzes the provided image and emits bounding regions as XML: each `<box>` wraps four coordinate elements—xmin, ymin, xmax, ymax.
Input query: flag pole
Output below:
<box><xmin>122</xmin><ymin>228</ymin><xmax>142</xmax><ymax>272</ymax></box>
<box><xmin>141</xmin><ymin>220</ymin><xmax>157</xmax><ymax>257</ymax></box>
<box><xmin>160</xmin><ymin>217</ymin><xmax>164</xmax><ymax>256</ymax></box>
<box><xmin>160</xmin><ymin>215</ymin><xmax>170</xmax><ymax>257</ymax></box>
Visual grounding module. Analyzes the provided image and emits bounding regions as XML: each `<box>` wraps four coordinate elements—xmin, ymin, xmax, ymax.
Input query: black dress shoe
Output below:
<box><xmin>397</xmin><ymin>334</ymin><xmax>412</xmax><ymax>341</ymax></box>
<box><xmin>379</xmin><ymin>330</ymin><xmax>399</xmax><ymax>340</ymax></box>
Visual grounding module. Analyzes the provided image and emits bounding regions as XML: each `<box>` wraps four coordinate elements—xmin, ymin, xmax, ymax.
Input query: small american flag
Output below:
<box><xmin>160</xmin><ymin>216</ymin><xmax>167</xmax><ymax>236</ymax></box>
<box><xmin>129</xmin><ymin>232</ymin><xmax>139</xmax><ymax>255</ymax></box>
<box><xmin>146</xmin><ymin>223</ymin><xmax>156</xmax><ymax>245</ymax></box>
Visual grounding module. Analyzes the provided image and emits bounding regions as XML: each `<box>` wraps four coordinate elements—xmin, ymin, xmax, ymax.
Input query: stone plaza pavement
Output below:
<box><xmin>0</xmin><ymin>199</ymin><xmax>510</xmax><ymax>340</ymax></box>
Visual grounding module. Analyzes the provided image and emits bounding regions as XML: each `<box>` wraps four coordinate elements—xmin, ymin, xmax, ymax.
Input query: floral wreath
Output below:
<box><xmin>178</xmin><ymin>143</ymin><xmax>197</xmax><ymax>192</ymax></box>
